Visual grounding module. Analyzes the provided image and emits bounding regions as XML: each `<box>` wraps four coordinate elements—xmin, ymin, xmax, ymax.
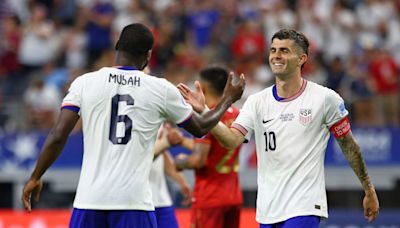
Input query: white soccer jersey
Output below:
<box><xmin>232</xmin><ymin>80</ymin><xmax>348</xmax><ymax>224</ymax></box>
<box><xmin>149</xmin><ymin>154</ymin><xmax>173</xmax><ymax>208</ymax></box>
<box><xmin>62</xmin><ymin>67</ymin><xmax>192</xmax><ymax>210</ymax></box>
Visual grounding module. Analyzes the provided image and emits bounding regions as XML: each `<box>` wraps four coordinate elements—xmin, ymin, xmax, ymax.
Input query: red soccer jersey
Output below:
<box><xmin>192</xmin><ymin>106</ymin><xmax>243</xmax><ymax>208</ymax></box>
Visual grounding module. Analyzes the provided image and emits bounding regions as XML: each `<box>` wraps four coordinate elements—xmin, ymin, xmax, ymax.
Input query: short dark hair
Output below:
<box><xmin>115</xmin><ymin>23</ymin><xmax>154</xmax><ymax>56</ymax></box>
<box><xmin>200</xmin><ymin>67</ymin><xmax>228</xmax><ymax>96</ymax></box>
<box><xmin>271</xmin><ymin>29</ymin><xmax>309</xmax><ymax>56</ymax></box>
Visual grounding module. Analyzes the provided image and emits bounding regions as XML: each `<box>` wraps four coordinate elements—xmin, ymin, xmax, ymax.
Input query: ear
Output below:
<box><xmin>147</xmin><ymin>50</ymin><xmax>152</xmax><ymax>61</ymax></box>
<box><xmin>298</xmin><ymin>53</ymin><xmax>308</xmax><ymax>67</ymax></box>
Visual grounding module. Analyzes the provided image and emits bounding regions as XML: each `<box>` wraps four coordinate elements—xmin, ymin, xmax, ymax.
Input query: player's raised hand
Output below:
<box><xmin>222</xmin><ymin>72</ymin><xmax>245</xmax><ymax>103</ymax></box>
<box><xmin>22</xmin><ymin>179</ymin><xmax>43</xmax><ymax>212</ymax></box>
<box><xmin>363</xmin><ymin>188</ymin><xmax>379</xmax><ymax>223</ymax></box>
<box><xmin>177</xmin><ymin>81</ymin><xmax>205</xmax><ymax>113</ymax></box>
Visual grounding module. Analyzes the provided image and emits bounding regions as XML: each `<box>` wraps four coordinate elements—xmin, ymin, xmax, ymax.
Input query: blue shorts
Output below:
<box><xmin>70</xmin><ymin>208</ymin><xmax>157</xmax><ymax>228</ymax></box>
<box><xmin>260</xmin><ymin>215</ymin><xmax>320</xmax><ymax>228</ymax></box>
<box><xmin>155</xmin><ymin>206</ymin><xmax>179</xmax><ymax>228</ymax></box>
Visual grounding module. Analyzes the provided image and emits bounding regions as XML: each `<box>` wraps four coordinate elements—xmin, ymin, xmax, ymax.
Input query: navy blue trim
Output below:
<box><xmin>177</xmin><ymin>115</ymin><xmax>193</xmax><ymax>128</ymax></box>
<box><xmin>62</xmin><ymin>106</ymin><xmax>80</xmax><ymax>113</ymax></box>
<box><xmin>272</xmin><ymin>85</ymin><xmax>285</xmax><ymax>101</ymax></box>
<box><xmin>117</xmin><ymin>66</ymin><xmax>139</xmax><ymax>70</ymax></box>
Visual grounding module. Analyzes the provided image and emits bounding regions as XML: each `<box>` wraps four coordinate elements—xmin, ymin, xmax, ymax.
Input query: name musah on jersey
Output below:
<box><xmin>109</xmin><ymin>73</ymin><xmax>141</xmax><ymax>87</ymax></box>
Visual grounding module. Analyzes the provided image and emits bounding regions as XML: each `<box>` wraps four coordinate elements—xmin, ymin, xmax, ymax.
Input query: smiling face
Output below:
<box><xmin>269</xmin><ymin>38</ymin><xmax>307</xmax><ymax>79</ymax></box>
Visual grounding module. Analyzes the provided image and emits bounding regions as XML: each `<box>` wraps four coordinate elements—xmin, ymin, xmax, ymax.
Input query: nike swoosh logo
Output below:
<box><xmin>262</xmin><ymin>119</ymin><xmax>273</xmax><ymax>124</ymax></box>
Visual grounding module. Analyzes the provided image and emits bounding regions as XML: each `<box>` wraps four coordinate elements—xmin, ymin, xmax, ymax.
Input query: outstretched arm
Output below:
<box><xmin>22</xmin><ymin>109</ymin><xmax>79</xmax><ymax>212</ymax></box>
<box><xmin>180</xmin><ymin>72</ymin><xmax>245</xmax><ymax>137</ymax></box>
<box><xmin>335</xmin><ymin>131</ymin><xmax>379</xmax><ymax>223</ymax></box>
<box><xmin>177</xmin><ymin>79</ymin><xmax>245</xmax><ymax>149</ymax></box>
<box><xmin>210</xmin><ymin>123</ymin><xmax>245</xmax><ymax>150</ymax></box>
<box><xmin>163</xmin><ymin>152</ymin><xmax>192</xmax><ymax>206</ymax></box>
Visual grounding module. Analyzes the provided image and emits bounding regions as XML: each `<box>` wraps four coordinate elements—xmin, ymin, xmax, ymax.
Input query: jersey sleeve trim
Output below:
<box><xmin>176</xmin><ymin>112</ymin><xmax>193</xmax><ymax>128</ymax></box>
<box><xmin>231</xmin><ymin>123</ymin><xmax>247</xmax><ymax>136</ymax></box>
<box><xmin>329</xmin><ymin>116</ymin><xmax>351</xmax><ymax>138</ymax></box>
<box><xmin>61</xmin><ymin>105</ymin><xmax>80</xmax><ymax>114</ymax></box>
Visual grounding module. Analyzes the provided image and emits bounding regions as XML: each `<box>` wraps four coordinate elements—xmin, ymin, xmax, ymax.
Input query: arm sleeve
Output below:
<box><xmin>324</xmin><ymin>88</ymin><xmax>349</xmax><ymax>128</ymax></box>
<box><xmin>62</xmin><ymin>76</ymin><xmax>84</xmax><ymax>115</ymax></box>
<box><xmin>232</xmin><ymin>95</ymin><xmax>255</xmax><ymax>140</ymax></box>
<box><xmin>164</xmin><ymin>81</ymin><xmax>193</xmax><ymax>125</ymax></box>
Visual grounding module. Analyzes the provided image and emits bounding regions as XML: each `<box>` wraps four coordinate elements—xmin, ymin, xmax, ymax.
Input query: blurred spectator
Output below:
<box><xmin>324</xmin><ymin>0</ymin><xmax>356</xmax><ymax>62</ymax></box>
<box><xmin>326</xmin><ymin>56</ymin><xmax>347</xmax><ymax>96</ymax></box>
<box><xmin>368</xmin><ymin>48</ymin><xmax>399</xmax><ymax>126</ymax></box>
<box><xmin>23</xmin><ymin>75</ymin><xmax>62</xmax><ymax>131</ymax></box>
<box><xmin>261</xmin><ymin>0</ymin><xmax>296</xmax><ymax>42</ymax></box>
<box><xmin>186</xmin><ymin>0</ymin><xmax>219</xmax><ymax>49</ymax></box>
<box><xmin>85</xmin><ymin>2</ymin><xmax>115</xmax><ymax>68</ymax></box>
<box><xmin>231</xmin><ymin>18</ymin><xmax>266</xmax><ymax>75</ymax></box>
<box><xmin>18</xmin><ymin>3</ymin><xmax>61</xmax><ymax>73</ymax></box>
<box><xmin>296</xmin><ymin>0</ymin><xmax>325</xmax><ymax>53</ymax></box>
<box><xmin>63</xmin><ymin>9</ymin><xmax>88</xmax><ymax>71</ymax></box>
<box><xmin>150</xmin><ymin>20</ymin><xmax>176</xmax><ymax>75</ymax></box>
<box><xmin>0</xmin><ymin>15</ymin><xmax>22</xmax><ymax>95</ymax></box>
<box><xmin>41</xmin><ymin>61</ymin><xmax>70</xmax><ymax>91</ymax></box>
<box><xmin>343</xmin><ymin>53</ymin><xmax>377</xmax><ymax>126</ymax></box>
<box><xmin>112</xmin><ymin>0</ymin><xmax>149</xmax><ymax>32</ymax></box>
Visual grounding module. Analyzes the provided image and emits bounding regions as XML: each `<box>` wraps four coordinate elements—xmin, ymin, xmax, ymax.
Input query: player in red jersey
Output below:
<box><xmin>176</xmin><ymin>67</ymin><xmax>243</xmax><ymax>228</ymax></box>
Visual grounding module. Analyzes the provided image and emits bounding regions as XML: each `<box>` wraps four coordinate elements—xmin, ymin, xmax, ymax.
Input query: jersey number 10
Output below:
<box><xmin>264</xmin><ymin>131</ymin><xmax>276</xmax><ymax>152</ymax></box>
<box><xmin>109</xmin><ymin>94</ymin><xmax>134</xmax><ymax>145</ymax></box>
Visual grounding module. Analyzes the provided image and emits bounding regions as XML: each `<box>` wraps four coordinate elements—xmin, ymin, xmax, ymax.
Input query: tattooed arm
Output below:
<box><xmin>335</xmin><ymin>131</ymin><xmax>379</xmax><ymax>223</ymax></box>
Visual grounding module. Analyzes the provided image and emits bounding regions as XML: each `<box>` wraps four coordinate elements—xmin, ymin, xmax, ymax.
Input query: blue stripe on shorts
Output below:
<box><xmin>70</xmin><ymin>208</ymin><xmax>157</xmax><ymax>228</ymax></box>
<box><xmin>260</xmin><ymin>215</ymin><xmax>320</xmax><ymax>228</ymax></box>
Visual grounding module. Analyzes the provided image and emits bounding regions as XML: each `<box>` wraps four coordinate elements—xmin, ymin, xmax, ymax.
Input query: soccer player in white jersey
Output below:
<box><xmin>178</xmin><ymin>29</ymin><xmax>379</xmax><ymax>227</ymax></box>
<box><xmin>21</xmin><ymin>23</ymin><xmax>245</xmax><ymax>228</ymax></box>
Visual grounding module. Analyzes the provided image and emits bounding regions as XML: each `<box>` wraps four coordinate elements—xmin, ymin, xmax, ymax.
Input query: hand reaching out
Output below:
<box><xmin>223</xmin><ymin>72</ymin><xmax>245</xmax><ymax>104</ymax></box>
<box><xmin>177</xmin><ymin>81</ymin><xmax>205</xmax><ymax>113</ymax></box>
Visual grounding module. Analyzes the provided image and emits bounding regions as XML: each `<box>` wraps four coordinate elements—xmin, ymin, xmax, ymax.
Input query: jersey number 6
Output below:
<box><xmin>109</xmin><ymin>94</ymin><xmax>134</xmax><ymax>145</ymax></box>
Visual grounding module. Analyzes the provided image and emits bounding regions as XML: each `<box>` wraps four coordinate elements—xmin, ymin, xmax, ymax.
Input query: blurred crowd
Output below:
<box><xmin>0</xmin><ymin>0</ymin><xmax>399</xmax><ymax>132</ymax></box>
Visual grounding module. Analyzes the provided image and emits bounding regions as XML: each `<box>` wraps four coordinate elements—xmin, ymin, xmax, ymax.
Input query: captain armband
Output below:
<box><xmin>330</xmin><ymin>116</ymin><xmax>351</xmax><ymax>138</ymax></box>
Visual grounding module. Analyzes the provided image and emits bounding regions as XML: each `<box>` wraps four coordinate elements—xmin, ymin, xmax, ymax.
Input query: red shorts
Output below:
<box><xmin>190</xmin><ymin>205</ymin><xmax>241</xmax><ymax>228</ymax></box>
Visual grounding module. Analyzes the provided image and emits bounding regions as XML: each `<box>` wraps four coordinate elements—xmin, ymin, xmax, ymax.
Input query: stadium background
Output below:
<box><xmin>0</xmin><ymin>0</ymin><xmax>399</xmax><ymax>227</ymax></box>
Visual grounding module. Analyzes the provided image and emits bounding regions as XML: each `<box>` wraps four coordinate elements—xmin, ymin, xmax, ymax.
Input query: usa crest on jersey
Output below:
<box><xmin>299</xmin><ymin>108</ymin><xmax>312</xmax><ymax>125</ymax></box>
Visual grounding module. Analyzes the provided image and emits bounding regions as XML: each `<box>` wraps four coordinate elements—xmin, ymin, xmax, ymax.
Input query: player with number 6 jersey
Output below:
<box><xmin>21</xmin><ymin>23</ymin><xmax>245</xmax><ymax>228</ymax></box>
<box><xmin>62</xmin><ymin>66</ymin><xmax>191</xmax><ymax>210</ymax></box>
